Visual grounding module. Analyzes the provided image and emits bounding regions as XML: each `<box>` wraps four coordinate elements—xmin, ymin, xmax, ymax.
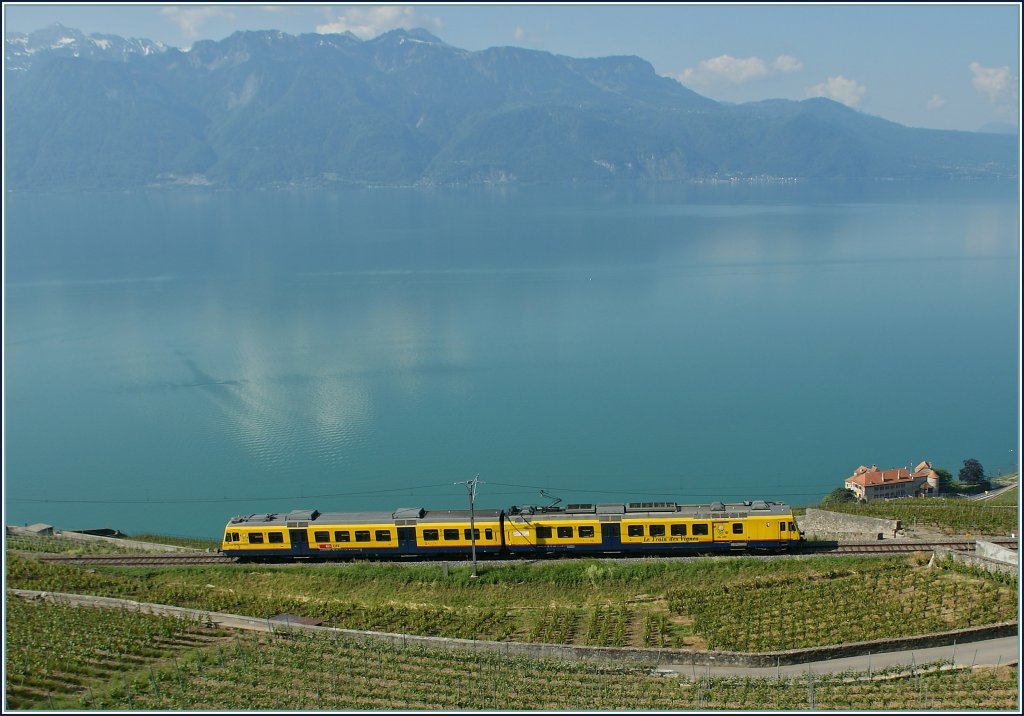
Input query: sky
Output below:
<box><xmin>1</xmin><ymin>2</ymin><xmax>1021</xmax><ymax>132</ymax></box>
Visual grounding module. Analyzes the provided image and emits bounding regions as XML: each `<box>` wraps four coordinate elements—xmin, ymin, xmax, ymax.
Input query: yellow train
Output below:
<box><xmin>221</xmin><ymin>499</ymin><xmax>802</xmax><ymax>560</ymax></box>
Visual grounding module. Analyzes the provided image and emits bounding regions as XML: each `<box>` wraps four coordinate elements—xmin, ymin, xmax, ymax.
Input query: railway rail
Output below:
<box><xmin>19</xmin><ymin>537</ymin><xmax>1018</xmax><ymax>566</ymax></box>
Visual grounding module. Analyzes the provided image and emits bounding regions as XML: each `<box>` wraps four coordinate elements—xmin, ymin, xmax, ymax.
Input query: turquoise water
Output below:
<box><xmin>3</xmin><ymin>182</ymin><xmax>1019</xmax><ymax>538</ymax></box>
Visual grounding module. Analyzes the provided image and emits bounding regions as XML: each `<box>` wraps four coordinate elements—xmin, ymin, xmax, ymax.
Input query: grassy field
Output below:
<box><xmin>5</xmin><ymin>599</ymin><xmax>1018</xmax><ymax>711</ymax></box>
<box><xmin>987</xmin><ymin>486</ymin><xmax>1019</xmax><ymax>506</ymax></box>
<box><xmin>6</xmin><ymin>549</ymin><xmax>1017</xmax><ymax>653</ymax></box>
<box><xmin>4</xmin><ymin>533</ymin><xmax>153</xmax><ymax>555</ymax></box>
<box><xmin>128</xmin><ymin>534</ymin><xmax>221</xmax><ymax>550</ymax></box>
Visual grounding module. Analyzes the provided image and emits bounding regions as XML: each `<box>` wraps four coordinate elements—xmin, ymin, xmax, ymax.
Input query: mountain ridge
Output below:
<box><xmin>4</xmin><ymin>25</ymin><xmax>1016</xmax><ymax>190</ymax></box>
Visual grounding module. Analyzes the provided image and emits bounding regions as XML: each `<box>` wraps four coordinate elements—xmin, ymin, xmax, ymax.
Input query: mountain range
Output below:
<box><xmin>4</xmin><ymin>24</ymin><xmax>1017</xmax><ymax>190</ymax></box>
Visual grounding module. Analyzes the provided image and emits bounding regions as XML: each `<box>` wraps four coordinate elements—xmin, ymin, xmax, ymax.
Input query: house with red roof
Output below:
<box><xmin>844</xmin><ymin>461</ymin><xmax>940</xmax><ymax>501</ymax></box>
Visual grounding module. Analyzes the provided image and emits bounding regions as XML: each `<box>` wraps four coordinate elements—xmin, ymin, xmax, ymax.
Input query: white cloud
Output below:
<box><xmin>969</xmin><ymin>62</ymin><xmax>1016</xmax><ymax>104</ymax></box>
<box><xmin>680</xmin><ymin>54</ymin><xmax>767</xmax><ymax>84</ymax></box>
<box><xmin>678</xmin><ymin>53</ymin><xmax>802</xmax><ymax>86</ymax></box>
<box><xmin>161</xmin><ymin>7</ymin><xmax>235</xmax><ymax>39</ymax></box>
<box><xmin>317</xmin><ymin>6</ymin><xmax>424</xmax><ymax>39</ymax></box>
<box><xmin>927</xmin><ymin>94</ymin><xmax>946</xmax><ymax>110</ymax></box>
<box><xmin>772</xmin><ymin>54</ymin><xmax>803</xmax><ymax>73</ymax></box>
<box><xmin>511</xmin><ymin>24</ymin><xmax>550</xmax><ymax>48</ymax></box>
<box><xmin>806</xmin><ymin>75</ymin><xmax>866</xmax><ymax>107</ymax></box>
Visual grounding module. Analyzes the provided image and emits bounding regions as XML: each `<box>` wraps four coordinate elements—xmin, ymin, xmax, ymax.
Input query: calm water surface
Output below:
<box><xmin>3</xmin><ymin>182</ymin><xmax>1019</xmax><ymax>537</ymax></box>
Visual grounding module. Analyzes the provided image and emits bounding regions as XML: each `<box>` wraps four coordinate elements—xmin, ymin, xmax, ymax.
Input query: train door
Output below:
<box><xmin>289</xmin><ymin>528</ymin><xmax>309</xmax><ymax>555</ymax></box>
<box><xmin>397</xmin><ymin>527</ymin><xmax>416</xmax><ymax>554</ymax></box>
<box><xmin>712</xmin><ymin>521</ymin><xmax>731</xmax><ymax>543</ymax></box>
<box><xmin>601</xmin><ymin>523</ymin><xmax>620</xmax><ymax>551</ymax></box>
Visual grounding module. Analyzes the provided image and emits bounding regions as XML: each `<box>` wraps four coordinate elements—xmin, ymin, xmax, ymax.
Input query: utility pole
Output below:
<box><xmin>455</xmin><ymin>474</ymin><xmax>484</xmax><ymax>578</ymax></box>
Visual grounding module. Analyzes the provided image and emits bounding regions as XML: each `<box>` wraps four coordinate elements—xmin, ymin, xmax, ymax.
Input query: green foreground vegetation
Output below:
<box><xmin>6</xmin><ymin>550</ymin><xmax>1017</xmax><ymax>653</ymax></box>
<box><xmin>5</xmin><ymin>599</ymin><xmax>1018</xmax><ymax>711</ymax></box>
<box><xmin>5</xmin><ymin>529</ymin><xmax>1020</xmax><ymax>711</ymax></box>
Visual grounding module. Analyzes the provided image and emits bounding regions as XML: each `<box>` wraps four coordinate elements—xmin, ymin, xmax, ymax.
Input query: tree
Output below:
<box><xmin>934</xmin><ymin>468</ymin><xmax>953</xmax><ymax>491</ymax></box>
<box><xmin>959</xmin><ymin>459</ymin><xmax>986</xmax><ymax>484</ymax></box>
<box><xmin>822</xmin><ymin>487</ymin><xmax>858</xmax><ymax>506</ymax></box>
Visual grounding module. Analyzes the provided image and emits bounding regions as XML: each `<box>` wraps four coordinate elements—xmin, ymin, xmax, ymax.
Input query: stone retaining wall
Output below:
<box><xmin>975</xmin><ymin>540</ymin><xmax>1018</xmax><ymax>566</ymax></box>
<box><xmin>934</xmin><ymin>545</ymin><xmax>1018</xmax><ymax>576</ymax></box>
<box><xmin>10</xmin><ymin>589</ymin><xmax>1016</xmax><ymax>668</ymax></box>
<box><xmin>798</xmin><ymin>509</ymin><xmax>899</xmax><ymax>539</ymax></box>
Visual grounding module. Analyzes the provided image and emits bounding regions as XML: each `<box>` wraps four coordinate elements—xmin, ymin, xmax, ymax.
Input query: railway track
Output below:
<box><xmin>803</xmin><ymin>538</ymin><xmax>1018</xmax><ymax>556</ymax></box>
<box><xmin>20</xmin><ymin>537</ymin><xmax>1017</xmax><ymax>566</ymax></box>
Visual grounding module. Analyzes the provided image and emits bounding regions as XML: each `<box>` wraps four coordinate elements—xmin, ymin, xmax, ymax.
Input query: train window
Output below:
<box><xmin>671</xmin><ymin>524</ymin><xmax>687</xmax><ymax>536</ymax></box>
<box><xmin>314</xmin><ymin>531</ymin><xmax>330</xmax><ymax>542</ymax></box>
<box><xmin>627</xmin><ymin>525</ymin><xmax>644</xmax><ymax>537</ymax></box>
<box><xmin>557</xmin><ymin>526</ymin><xmax>573</xmax><ymax>538</ymax></box>
<box><xmin>789</xmin><ymin>522</ymin><xmax>796</xmax><ymax>532</ymax></box>
<box><xmin>268</xmin><ymin>532</ymin><xmax>284</xmax><ymax>544</ymax></box>
<box><xmin>463</xmin><ymin>528</ymin><xmax>480</xmax><ymax>540</ymax></box>
<box><xmin>485</xmin><ymin>528</ymin><xmax>493</xmax><ymax>540</ymax></box>
<box><xmin>354</xmin><ymin>530</ymin><xmax>371</xmax><ymax>543</ymax></box>
<box><xmin>443</xmin><ymin>529</ymin><xmax>459</xmax><ymax>541</ymax></box>
<box><xmin>248</xmin><ymin>532</ymin><xmax>264</xmax><ymax>544</ymax></box>
<box><xmin>422</xmin><ymin>529</ymin><xmax>439</xmax><ymax>541</ymax></box>
<box><xmin>335</xmin><ymin>531</ymin><xmax>350</xmax><ymax>542</ymax></box>
<box><xmin>578</xmin><ymin>526</ymin><xmax>595</xmax><ymax>538</ymax></box>
<box><xmin>649</xmin><ymin>524</ymin><xmax>666</xmax><ymax>537</ymax></box>
<box><xmin>692</xmin><ymin>524</ymin><xmax>709</xmax><ymax>536</ymax></box>
<box><xmin>375</xmin><ymin>530</ymin><xmax>391</xmax><ymax>542</ymax></box>
<box><xmin>732</xmin><ymin>523</ymin><xmax>744</xmax><ymax>534</ymax></box>
<box><xmin>536</xmin><ymin>526</ymin><xmax>552</xmax><ymax>539</ymax></box>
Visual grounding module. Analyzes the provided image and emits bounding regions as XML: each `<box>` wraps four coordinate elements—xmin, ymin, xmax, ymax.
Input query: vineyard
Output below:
<box><xmin>6</xmin><ymin>604</ymin><xmax>1017</xmax><ymax>711</ymax></box>
<box><xmin>5</xmin><ymin>549</ymin><xmax>1016</xmax><ymax>653</ymax></box>
<box><xmin>987</xmin><ymin>487</ymin><xmax>1019</xmax><ymax>506</ymax></box>
<box><xmin>667</xmin><ymin>559</ymin><xmax>1018</xmax><ymax>652</ymax></box>
<box><xmin>4</xmin><ymin>598</ymin><xmax>230</xmax><ymax>709</ymax></box>
<box><xmin>821</xmin><ymin>499</ymin><xmax>1018</xmax><ymax>535</ymax></box>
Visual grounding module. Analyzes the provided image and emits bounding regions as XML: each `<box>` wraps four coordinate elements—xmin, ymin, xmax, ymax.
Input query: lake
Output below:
<box><xmin>3</xmin><ymin>181</ymin><xmax>1019</xmax><ymax>538</ymax></box>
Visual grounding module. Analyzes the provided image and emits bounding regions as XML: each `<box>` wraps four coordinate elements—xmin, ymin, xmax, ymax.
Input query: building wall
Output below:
<box><xmin>845</xmin><ymin>476</ymin><xmax>929</xmax><ymax>502</ymax></box>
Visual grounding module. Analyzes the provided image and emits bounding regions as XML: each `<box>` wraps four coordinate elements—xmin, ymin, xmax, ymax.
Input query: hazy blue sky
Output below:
<box><xmin>3</xmin><ymin>3</ymin><xmax>1020</xmax><ymax>132</ymax></box>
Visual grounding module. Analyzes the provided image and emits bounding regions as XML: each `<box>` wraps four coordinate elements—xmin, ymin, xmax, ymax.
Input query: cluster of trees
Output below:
<box><xmin>958</xmin><ymin>459</ymin><xmax>986</xmax><ymax>484</ymax></box>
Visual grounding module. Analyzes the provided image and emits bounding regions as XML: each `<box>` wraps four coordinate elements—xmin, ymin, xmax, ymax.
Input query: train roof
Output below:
<box><xmin>506</xmin><ymin>500</ymin><xmax>793</xmax><ymax>520</ymax></box>
<box><xmin>226</xmin><ymin>507</ymin><xmax>503</xmax><ymax>528</ymax></box>
<box><xmin>225</xmin><ymin>500</ymin><xmax>791</xmax><ymax>528</ymax></box>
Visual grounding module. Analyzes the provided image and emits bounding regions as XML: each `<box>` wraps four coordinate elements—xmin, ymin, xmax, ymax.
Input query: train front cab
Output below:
<box><xmin>740</xmin><ymin>515</ymin><xmax>802</xmax><ymax>551</ymax></box>
<box><xmin>222</xmin><ymin>524</ymin><xmax>293</xmax><ymax>560</ymax></box>
<box><xmin>616</xmin><ymin>513</ymin><xmax>801</xmax><ymax>553</ymax></box>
